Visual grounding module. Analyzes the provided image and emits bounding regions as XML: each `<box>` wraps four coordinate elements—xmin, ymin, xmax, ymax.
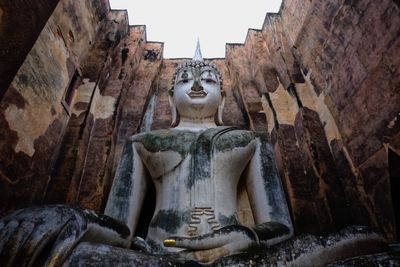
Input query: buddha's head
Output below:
<box><xmin>169</xmin><ymin>42</ymin><xmax>225</xmax><ymax>127</ymax></box>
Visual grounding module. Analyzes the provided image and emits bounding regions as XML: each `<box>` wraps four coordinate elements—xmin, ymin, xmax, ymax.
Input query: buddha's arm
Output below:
<box><xmin>244</xmin><ymin>135</ymin><xmax>293</xmax><ymax>245</ymax></box>
<box><xmin>104</xmin><ymin>139</ymin><xmax>148</xmax><ymax>240</ymax></box>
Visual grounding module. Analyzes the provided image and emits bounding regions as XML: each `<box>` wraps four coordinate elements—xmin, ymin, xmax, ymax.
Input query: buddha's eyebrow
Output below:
<box><xmin>200</xmin><ymin>70</ymin><xmax>215</xmax><ymax>76</ymax></box>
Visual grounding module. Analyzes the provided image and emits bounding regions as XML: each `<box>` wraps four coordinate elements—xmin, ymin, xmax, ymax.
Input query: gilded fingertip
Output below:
<box><xmin>163</xmin><ymin>239</ymin><xmax>176</xmax><ymax>247</ymax></box>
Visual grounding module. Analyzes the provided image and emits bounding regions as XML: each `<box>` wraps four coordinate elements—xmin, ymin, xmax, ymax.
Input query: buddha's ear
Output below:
<box><xmin>168</xmin><ymin>89</ymin><xmax>178</xmax><ymax>127</ymax></box>
<box><xmin>216</xmin><ymin>90</ymin><xmax>226</xmax><ymax>125</ymax></box>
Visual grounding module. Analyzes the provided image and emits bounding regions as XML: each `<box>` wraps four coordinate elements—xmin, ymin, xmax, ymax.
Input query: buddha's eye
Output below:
<box><xmin>202</xmin><ymin>78</ymin><xmax>216</xmax><ymax>84</ymax></box>
<box><xmin>178</xmin><ymin>71</ymin><xmax>192</xmax><ymax>83</ymax></box>
<box><xmin>178</xmin><ymin>78</ymin><xmax>192</xmax><ymax>84</ymax></box>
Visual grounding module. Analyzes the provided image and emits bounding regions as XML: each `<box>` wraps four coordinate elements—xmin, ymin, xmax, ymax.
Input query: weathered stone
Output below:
<box><xmin>330</xmin><ymin>139</ymin><xmax>373</xmax><ymax>227</ymax></box>
<box><xmin>0</xmin><ymin>0</ymin><xmax>62</xmax><ymax>98</ymax></box>
<box><xmin>0</xmin><ymin>205</ymin><xmax>130</xmax><ymax>267</ymax></box>
<box><xmin>358</xmin><ymin>148</ymin><xmax>396</xmax><ymax>240</ymax></box>
<box><xmin>0</xmin><ymin>0</ymin><xmax>116</xmax><ymax>215</ymax></box>
<box><xmin>43</xmin><ymin>10</ymin><xmax>131</xmax><ymax>209</ymax></box>
<box><xmin>272</xmin><ymin>123</ymin><xmax>335</xmax><ymax>235</ymax></box>
<box><xmin>0</xmin><ymin>0</ymin><xmax>398</xmax><ymax>258</ymax></box>
<box><xmin>213</xmin><ymin>226</ymin><xmax>389</xmax><ymax>267</ymax></box>
<box><xmin>295</xmin><ymin>108</ymin><xmax>350</xmax><ymax>230</ymax></box>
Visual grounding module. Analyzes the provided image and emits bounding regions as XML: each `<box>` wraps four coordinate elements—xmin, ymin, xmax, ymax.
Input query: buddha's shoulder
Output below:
<box><xmin>127</xmin><ymin>129</ymin><xmax>198</xmax><ymax>153</ymax></box>
<box><xmin>221</xmin><ymin>128</ymin><xmax>255</xmax><ymax>137</ymax></box>
<box><xmin>129</xmin><ymin>129</ymin><xmax>198</xmax><ymax>141</ymax></box>
<box><xmin>214</xmin><ymin>129</ymin><xmax>258</xmax><ymax>151</ymax></box>
<box><xmin>125</xmin><ymin>128</ymin><xmax>268</xmax><ymax>152</ymax></box>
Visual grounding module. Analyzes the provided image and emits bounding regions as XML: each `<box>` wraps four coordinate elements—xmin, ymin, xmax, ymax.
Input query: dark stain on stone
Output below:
<box><xmin>105</xmin><ymin>35</ymin><xmax>114</xmax><ymax>48</ymax></box>
<box><xmin>107</xmin><ymin>141</ymin><xmax>135</xmax><ymax>223</ymax></box>
<box><xmin>144</xmin><ymin>49</ymin><xmax>159</xmax><ymax>62</ymax></box>
<box><xmin>188</xmin><ymin>131</ymin><xmax>212</xmax><ymax>189</ymax></box>
<box><xmin>263</xmin><ymin>93</ymin><xmax>279</xmax><ymax>130</ymax></box>
<box><xmin>287</xmin><ymin>83</ymin><xmax>303</xmax><ymax>108</ymax></box>
<box><xmin>65</xmin><ymin>3</ymin><xmax>81</xmax><ymax>33</ymax></box>
<box><xmin>218</xmin><ymin>214</ymin><xmax>240</xmax><ymax>226</ymax></box>
<box><xmin>121</xmin><ymin>47</ymin><xmax>129</xmax><ymax>63</ymax></box>
<box><xmin>0</xmin><ymin>111</ymin><xmax>31</xmax><ymax>175</ymax></box>
<box><xmin>0</xmin><ymin>111</ymin><xmax>32</xmax><ymax>197</ymax></box>
<box><xmin>19</xmin><ymin>74</ymin><xmax>29</xmax><ymax>86</ymax></box>
<box><xmin>343</xmin><ymin>0</ymin><xmax>359</xmax><ymax>6</ymax></box>
<box><xmin>149</xmin><ymin>209</ymin><xmax>189</xmax><ymax>234</ymax></box>
<box><xmin>296</xmin><ymin>108</ymin><xmax>350</xmax><ymax>230</ymax></box>
<box><xmin>309</xmin><ymin>141</ymin><xmax>320</xmax><ymax>171</ymax></box>
<box><xmin>187</xmin><ymin>127</ymin><xmax>238</xmax><ymax>189</ymax></box>
<box><xmin>182</xmin><ymin>261</ymin><xmax>203</xmax><ymax>267</ymax></box>
<box><xmin>68</xmin><ymin>30</ymin><xmax>75</xmax><ymax>43</ymax></box>
<box><xmin>330</xmin><ymin>139</ymin><xmax>372</xmax><ymax>227</ymax></box>
<box><xmin>31</xmin><ymin>118</ymin><xmax>64</xmax><ymax>204</ymax></box>
<box><xmin>118</xmin><ymin>70</ymin><xmax>125</xmax><ymax>80</ymax></box>
<box><xmin>73</xmin><ymin>102</ymin><xmax>89</xmax><ymax>112</ymax></box>
<box><xmin>113</xmin><ymin>30</ymin><xmax>122</xmax><ymax>48</ymax></box>
<box><xmin>50</xmin><ymin>107</ymin><xmax>56</xmax><ymax>116</ymax></box>
<box><xmin>256</xmin><ymin>134</ymin><xmax>289</xmax><ymax>222</ymax></box>
<box><xmin>3</xmin><ymin>87</ymin><xmax>27</xmax><ymax>109</ymax></box>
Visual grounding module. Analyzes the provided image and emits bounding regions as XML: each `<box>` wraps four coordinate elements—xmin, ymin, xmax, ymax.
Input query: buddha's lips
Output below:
<box><xmin>187</xmin><ymin>90</ymin><xmax>207</xmax><ymax>98</ymax></box>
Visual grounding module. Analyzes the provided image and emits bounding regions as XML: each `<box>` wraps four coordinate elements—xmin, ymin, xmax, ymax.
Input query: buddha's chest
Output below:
<box><xmin>133</xmin><ymin>128</ymin><xmax>256</xmax><ymax>180</ymax></box>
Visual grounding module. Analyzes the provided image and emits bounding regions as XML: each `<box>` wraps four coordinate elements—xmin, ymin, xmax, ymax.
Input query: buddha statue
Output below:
<box><xmin>4</xmin><ymin>40</ymin><xmax>388</xmax><ymax>267</ymax></box>
<box><xmin>102</xmin><ymin>42</ymin><xmax>293</xmax><ymax>262</ymax></box>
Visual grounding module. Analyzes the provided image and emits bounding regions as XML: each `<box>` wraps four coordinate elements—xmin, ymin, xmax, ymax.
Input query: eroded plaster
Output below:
<box><xmin>269</xmin><ymin>81</ymin><xmax>298</xmax><ymax>125</ymax></box>
<box><xmin>72</xmin><ymin>78</ymin><xmax>97</xmax><ymax>116</ymax></box>
<box><xmin>296</xmin><ymin>70</ymin><xmax>342</xmax><ymax>144</ymax></box>
<box><xmin>4</xmin><ymin>21</ymin><xmax>70</xmax><ymax>157</ymax></box>
<box><xmin>90</xmin><ymin>89</ymin><xmax>117</xmax><ymax>120</ymax></box>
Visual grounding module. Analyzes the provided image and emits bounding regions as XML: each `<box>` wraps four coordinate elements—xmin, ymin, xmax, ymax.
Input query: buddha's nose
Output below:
<box><xmin>191</xmin><ymin>79</ymin><xmax>204</xmax><ymax>92</ymax></box>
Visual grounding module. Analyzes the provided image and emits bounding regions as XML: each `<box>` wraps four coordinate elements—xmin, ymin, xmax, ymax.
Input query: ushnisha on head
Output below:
<box><xmin>168</xmin><ymin>42</ymin><xmax>225</xmax><ymax>128</ymax></box>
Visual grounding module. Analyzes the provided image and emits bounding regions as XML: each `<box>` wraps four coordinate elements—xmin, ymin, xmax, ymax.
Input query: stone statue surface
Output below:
<box><xmin>0</xmin><ymin>43</ymin><xmax>388</xmax><ymax>267</ymax></box>
<box><xmin>103</xmin><ymin>43</ymin><xmax>293</xmax><ymax>262</ymax></box>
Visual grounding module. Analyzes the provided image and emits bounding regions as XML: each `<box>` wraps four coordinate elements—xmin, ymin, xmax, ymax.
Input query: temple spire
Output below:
<box><xmin>193</xmin><ymin>39</ymin><xmax>204</xmax><ymax>61</ymax></box>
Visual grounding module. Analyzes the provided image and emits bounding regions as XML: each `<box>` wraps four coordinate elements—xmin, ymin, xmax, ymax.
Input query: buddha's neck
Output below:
<box><xmin>175</xmin><ymin>116</ymin><xmax>217</xmax><ymax>131</ymax></box>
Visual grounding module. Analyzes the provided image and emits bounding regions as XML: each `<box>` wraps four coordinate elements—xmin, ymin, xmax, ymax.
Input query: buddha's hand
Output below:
<box><xmin>164</xmin><ymin>222</ymin><xmax>289</xmax><ymax>263</ymax></box>
<box><xmin>0</xmin><ymin>205</ymin><xmax>130</xmax><ymax>267</ymax></box>
<box><xmin>131</xmin><ymin>236</ymin><xmax>153</xmax><ymax>253</ymax></box>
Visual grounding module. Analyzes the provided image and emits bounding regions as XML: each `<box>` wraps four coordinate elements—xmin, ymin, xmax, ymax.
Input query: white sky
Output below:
<box><xmin>109</xmin><ymin>0</ymin><xmax>282</xmax><ymax>58</ymax></box>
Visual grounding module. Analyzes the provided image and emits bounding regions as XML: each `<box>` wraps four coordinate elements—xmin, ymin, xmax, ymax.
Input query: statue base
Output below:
<box><xmin>65</xmin><ymin>226</ymin><xmax>395</xmax><ymax>266</ymax></box>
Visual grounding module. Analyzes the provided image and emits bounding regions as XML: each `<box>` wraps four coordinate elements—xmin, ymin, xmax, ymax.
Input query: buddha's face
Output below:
<box><xmin>173</xmin><ymin>66</ymin><xmax>222</xmax><ymax>119</ymax></box>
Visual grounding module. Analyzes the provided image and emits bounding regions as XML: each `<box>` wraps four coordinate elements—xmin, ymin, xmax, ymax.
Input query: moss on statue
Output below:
<box><xmin>132</xmin><ymin>129</ymin><xmax>198</xmax><ymax>158</ymax></box>
<box><xmin>214</xmin><ymin>130</ymin><xmax>255</xmax><ymax>152</ymax></box>
<box><xmin>132</xmin><ymin>128</ymin><xmax>257</xmax><ymax>156</ymax></box>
